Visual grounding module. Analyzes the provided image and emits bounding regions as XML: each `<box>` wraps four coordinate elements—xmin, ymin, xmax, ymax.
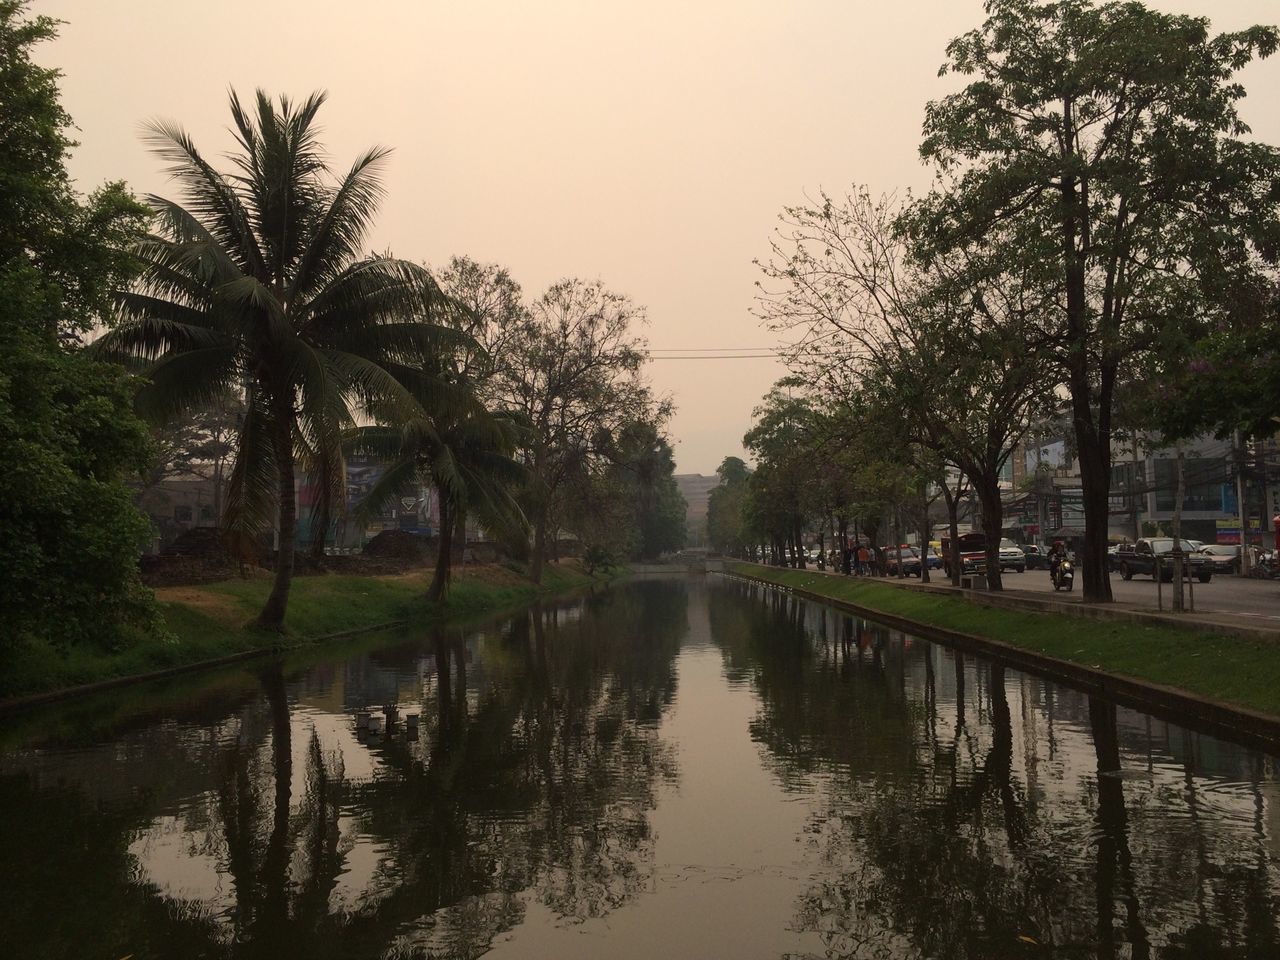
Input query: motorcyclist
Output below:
<box><xmin>1048</xmin><ymin>540</ymin><xmax>1067</xmax><ymax>582</ymax></box>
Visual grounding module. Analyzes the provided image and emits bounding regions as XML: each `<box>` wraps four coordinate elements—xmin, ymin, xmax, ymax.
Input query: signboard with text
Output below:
<box><xmin>1217</xmin><ymin>517</ymin><xmax>1261</xmax><ymax>545</ymax></box>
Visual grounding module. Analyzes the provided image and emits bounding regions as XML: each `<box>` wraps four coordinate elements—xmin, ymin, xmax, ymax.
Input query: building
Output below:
<box><xmin>674</xmin><ymin>473</ymin><xmax>720</xmax><ymax>547</ymax></box>
<box><xmin>1009</xmin><ymin>431</ymin><xmax>1278</xmax><ymax>547</ymax></box>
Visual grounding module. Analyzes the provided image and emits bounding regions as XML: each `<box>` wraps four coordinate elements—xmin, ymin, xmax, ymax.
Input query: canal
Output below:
<box><xmin>2</xmin><ymin>576</ymin><xmax>1278</xmax><ymax>958</ymax></box>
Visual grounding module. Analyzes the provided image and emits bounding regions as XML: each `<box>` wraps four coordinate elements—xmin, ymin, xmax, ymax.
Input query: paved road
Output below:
<box><xmin>988</xmin><ymin>567</ymin><xmax>1280</xmax><ymax>620</ymax></box>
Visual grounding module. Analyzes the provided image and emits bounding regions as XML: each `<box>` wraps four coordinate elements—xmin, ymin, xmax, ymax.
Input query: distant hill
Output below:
<box><xmin>674</xmin><ymin>474</ymin><xmax>720</xmax><ymax>547</ymax></box>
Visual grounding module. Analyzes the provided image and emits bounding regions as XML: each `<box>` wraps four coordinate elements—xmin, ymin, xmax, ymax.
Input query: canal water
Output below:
<box><xmin>2</xmin><ymin>576</ymin><xmax>1279</xmax><ymax>959</ymax></box>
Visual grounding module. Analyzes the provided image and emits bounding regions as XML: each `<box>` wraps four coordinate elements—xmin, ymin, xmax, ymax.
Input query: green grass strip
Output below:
<box><xmin>1</xmin><ymin>564</ymin><xmax>615</xmax><ymax>700</ymax></box>
<box><xmin>729</xmin><ymin>561</ymin><xmax>1280</xmax><ymax>720</ymax></box>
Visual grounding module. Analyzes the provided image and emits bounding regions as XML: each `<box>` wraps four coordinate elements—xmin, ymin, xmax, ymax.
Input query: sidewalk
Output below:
<box><xmin>790</xmin><ymin>564</ymin><xmax>1280</xmax><ymax>644</ymax></box>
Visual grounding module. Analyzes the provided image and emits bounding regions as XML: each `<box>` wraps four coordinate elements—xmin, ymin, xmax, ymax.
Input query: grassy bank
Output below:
<box><xmin>2</xmin><ymin>562</ymin><xmax>611</xmax><ymax>700</ymax></box>
<box><xmin>729</xmin><ymin>561</ymin><xmax>1280</xmax><ymax>719</ymax></box>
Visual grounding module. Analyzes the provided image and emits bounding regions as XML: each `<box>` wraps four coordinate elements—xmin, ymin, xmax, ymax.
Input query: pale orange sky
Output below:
<box><xmin>45</xmin><ymin>0</ymin><xmax>1280</xmax><ymax>474</ymax></box>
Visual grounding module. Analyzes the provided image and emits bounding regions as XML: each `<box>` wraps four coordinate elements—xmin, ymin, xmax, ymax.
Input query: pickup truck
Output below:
<box><xmin>1114</xmin><ymin>538</ymin><xmax>1213</xmax><ymax>583</ymax></box>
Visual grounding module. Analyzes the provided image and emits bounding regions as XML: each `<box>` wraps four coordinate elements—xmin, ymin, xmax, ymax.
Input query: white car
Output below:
<box><xmin>998</xmin><ymin>538</ymin><xmax>1026</xmax><ymax>573</ymax></box>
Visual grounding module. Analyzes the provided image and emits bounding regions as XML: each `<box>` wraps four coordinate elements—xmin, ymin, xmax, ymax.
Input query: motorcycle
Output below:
<box><xmin>1051</xmin><ymin>558</ymin><xmax>1074</xmax><ymax>592</ymax></box>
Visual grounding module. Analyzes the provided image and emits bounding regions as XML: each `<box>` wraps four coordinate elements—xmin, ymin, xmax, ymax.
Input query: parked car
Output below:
<box><xmin>1115</xmin><ymin>538</ymin><xmax>1213</xmax><ymax>583</ymax></box>
<box><xmin>998</xmin><ymin>538</ymin><xmax>1026</xmax><ymax>573</ymax></box>
<box><xmin>923</xmin><ymin>547</ymin><xmax>943</xmax><ymax>570</ymax></box>
<box><xmin>883</xmin><ymin>545</ymin><xmax>923</xmax><ymax>577</ymax></box>
<box><xmin>1198</xmin><ymin>544</ymin><xmax>1241</xmax><ymax>574</ymax></box>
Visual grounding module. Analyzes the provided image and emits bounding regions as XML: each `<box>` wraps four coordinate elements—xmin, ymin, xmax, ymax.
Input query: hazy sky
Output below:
<box><xmin>44</xmin><ymin>0</ymin><xmax>1280</xmax><ymax>474</ymax></box>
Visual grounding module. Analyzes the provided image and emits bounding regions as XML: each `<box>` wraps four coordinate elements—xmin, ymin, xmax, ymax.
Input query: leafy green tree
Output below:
<box><xmin>707</xmin><ymin>456</ymin><xmax>752</xmax><ymax>557</ymax></box>
<box><xmin>98</xmin><ymin>90</ymin><xmax>456</xmax><ymax>628</ymax></box>
<box><xmin>607</xmin><ymin>420</ymin><xmax>686</xmax><ymax>561</ymax></box>
<box><xmin>0</xmin><ymin>0</ymin><xmax>157</xmax><ymax>653</ymax></box>
<box><xmin>758</xmin><ymin>189</ymin><xmax>1050</xmax><ymax>588</ymax></box>
<box><xmin>909</xmin><ymin>0</ymin><xmax>1280</xmax><ymax>600</ymax></box>
<box><xmin>743</xmin><ymin>384</ymin><xmax>818</xmax><ymax>567</ymax></box>
<box><xmin>353</xmin><ymin>403</ymin><xmax>528</xmax><ymax>601</ymax></box>
<box><xmin>499</xmin><ymin>279</ymin><xmax>655</xmax><ymax>582</ymax></box>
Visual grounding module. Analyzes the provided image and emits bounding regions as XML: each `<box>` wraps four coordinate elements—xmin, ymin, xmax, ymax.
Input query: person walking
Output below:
<box><xmin>856</xmin><ymin>544</ymin><xmax>870</xmax><ymax>576</ymax></box>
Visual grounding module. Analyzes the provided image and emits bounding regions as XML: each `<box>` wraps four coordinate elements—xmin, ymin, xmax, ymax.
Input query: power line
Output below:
<box><xmin>646</xmin><ymin>354</ymin><xmax>782</xmax><ymax>360</ymax></box>
<box><xmin>647</xmin><ymin>346</ymin><xmax>780</xmax><ymax>352</ymax></box>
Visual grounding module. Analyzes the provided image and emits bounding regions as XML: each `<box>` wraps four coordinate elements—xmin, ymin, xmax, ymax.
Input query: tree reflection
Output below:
<box><xmin>0</xmin><ymin>579</ymin><xmax>685</xmax><ymax>959</ymax></box>
<box><xmin>713</xmin><ymin>579</ymin><xmax>1280</xmax><ymax>960</ymax></box>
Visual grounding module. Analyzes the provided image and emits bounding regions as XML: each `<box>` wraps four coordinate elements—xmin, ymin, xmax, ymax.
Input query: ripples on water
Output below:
<box><xmin>0</xmin><ymin>577</ymin><xmax>1277</xmax><ymax>959</ymax></box>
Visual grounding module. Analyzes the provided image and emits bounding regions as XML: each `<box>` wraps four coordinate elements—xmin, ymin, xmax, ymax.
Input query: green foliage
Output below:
<box><xmin>0</xmin><ymin>565</ymin><xmax>618</xmax><ymax>699</ymax></box>
<box><xmin>0</xmin><ymin>324</ymin><xmax>158</xmax><ymax>652</ymax></box>
<box><xmin>582</xmin><ymin>543</ymin><xmax>617</xmax><ymax>574</ymax></box>
<box><xmin>0</xmin><ymin>1</ymin><xmax>158</xmax><ymax>654</ymax></box>
<box><xmin>909</xmin><ymin>0</ymin><xmax>1280</xmax><ymax>599</ymax></box>
<box><xmin>498</xmin><ymin>278</ymin><xmax>660</xmax><ymax>577</ymax></box>
<box><xmin>605</xmin><ymin>419</ymin><xmax>686</xmax><ymax>561</ymax></box>
<box><xmin>97</xmin><ymin>88</ymin><xmax>462</xmax><ymax>627</ymax></box>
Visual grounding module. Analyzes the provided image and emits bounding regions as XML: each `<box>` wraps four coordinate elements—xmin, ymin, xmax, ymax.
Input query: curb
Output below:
<box><xmin>725</xmin><ymin>569</ymin><xmax>1280</xmax><ymax>753</ymax></box>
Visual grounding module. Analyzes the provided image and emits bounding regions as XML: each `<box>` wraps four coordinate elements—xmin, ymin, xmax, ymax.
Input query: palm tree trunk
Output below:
<box><xmin>256</xmin><ymin>411</ymin><xmax>296</xmax><ymax>630</ymax></box>
<box><xmin>428</xmin><ymin>496</ymin><xmax>453</xmax><ymax>602</ymax></box>
<box><xmin>451</xmin><ymin>505</ymin><xmax>467</xmax><ymax>566</ymax></box>
<box><xmin>531</xmin><ymin>505</ymin><xmax>547</xmax><ymax>584</ymax></box>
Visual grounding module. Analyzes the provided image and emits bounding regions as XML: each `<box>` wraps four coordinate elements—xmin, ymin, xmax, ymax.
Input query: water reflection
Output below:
<box><xmin>1</xmin><ymin>578</ymin><xmax>1279</xmax><ymax>958</ymax></box>
<box><xmin>0</xmin><ymin>580</ymin><xmax>686</xmax><ymax>959</ymax></box>
<box><xmin>711</xmin><ymin>579</ymin><xmax>1280</xmax><ymax>959</ymax></box>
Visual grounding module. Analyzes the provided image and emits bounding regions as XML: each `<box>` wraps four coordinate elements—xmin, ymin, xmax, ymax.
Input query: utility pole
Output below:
<box><xmin>1171</xmin><ymin>447</ymin><xmax>1186</xmax><ymax>613</ymax></box>
<box><xmin>1130</xmin><ymin>437</ymin><xmax>1142</xmax><ymax>543</ymax></box>
<box><xmin>1235</xmin><ymin>430</ymin><xmax>1251</xmax><ymax>575</ymax></box>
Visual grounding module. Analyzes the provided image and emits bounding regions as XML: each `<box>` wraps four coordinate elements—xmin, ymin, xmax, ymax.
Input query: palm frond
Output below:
<box><xmin>236</xmin><ymin>89</ymin><xmax>329</xmax><ymax>279</ymax></box>
<box><xmin>133</xmin><ymin>346</ymin><xmax>240</xmax><ymax>423</ymax></box>
<box><xmin>289</xmin><ymin>145</ymin><xmax>393</xmax><ymax>303</ymax></box>
<box><xmin>353</xmin><ymin>455</ymin><xmax>421</xmax><ymax>522</ymax></box>
<box><xmin>92</xmin><ymin>310</ymin><xmax>232</xmax><ymax>366</ymax></box>
<box><xmin>300</xmin><ymin>258</ymin><xmax>457</xmax><ymax>340</ymax></box>
<box><xmin>140</xmin><ymin>118</ymin><xmax>266</xmax><ymax>276</ymax></box>
<box><xmin>319</xmin><ymin>348</ymin><xmax>428</xmax><ymax>424</ymax></box>
<box><xmin>222</xmin><ymin>390</ymin><xmax>278</xmax><ymax>545</ymax></box>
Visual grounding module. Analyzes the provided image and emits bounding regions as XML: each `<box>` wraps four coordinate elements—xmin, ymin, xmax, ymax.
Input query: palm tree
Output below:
<box><xmin>97</xmin><ymin>90</ymin><xmax>457</xmax><ymax>629</ymax></box>
<box><xmin>354</xmin><ymin>400</ymin><xmax>529</xmax><ymax>602</ymax></box>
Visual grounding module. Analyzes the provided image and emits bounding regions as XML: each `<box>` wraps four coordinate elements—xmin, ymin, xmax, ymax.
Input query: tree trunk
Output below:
<box><xmin>943</xmin><ymin>482</ymin><xmax>962</xmax><ymax>587</ymax></box>
<box><xmin>975</xmin><ymin>472</ymin><xmax>1004</xmax><ymax>592</ymax></box>
<box><xmin>794</xmin><ymin>519</ymin><xmax>806</xmax><ymax>569</ymax></box>
<box><xmin>451</xmin><ymin>504</ymin><xmax>467</xmax><ymax>566</ymax></box>
<box><xmin>530</xmin><ymin>503</ymin><xmax>547</xmax><ymax>584</ymax></box>
<box><xmin>837</xmin><ymin>515</ymin><xmax>850</xmax><ymax>575</ymax></box>
<box><xmin>428</xmin><ymin>496</ymin><xmax>454</xmax><ymax>602</ymax></box>
<box><xmin>255</xmin><ymin>408</ymin><xmax>296</xmax><ymax>630</ymax></box>
<box><xmin>213</xmin><ymin>457</ymin><xmax>225</xmax><ymax>529</ymax></box>
<box><xmin>1077</xmin><ymin>438</ymin><xmax>1114</xmax><ymax>602</ymax></box>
